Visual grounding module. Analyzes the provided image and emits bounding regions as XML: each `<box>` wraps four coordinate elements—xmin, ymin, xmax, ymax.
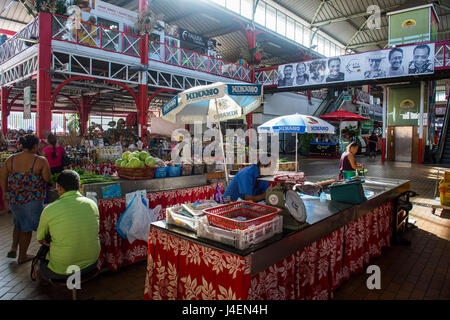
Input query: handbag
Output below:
<box><xmin>30</xmin><ymin>234</ymin><xmax>51</xmax><ymax>281</ymax></box>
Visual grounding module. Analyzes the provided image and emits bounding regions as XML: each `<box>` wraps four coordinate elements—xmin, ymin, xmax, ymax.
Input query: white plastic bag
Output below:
<box><xmin>116</xmin><ymin>193</ymin><xmax>161</xmax><ymax>243</ymax></box>
<box><xmin>126</xmin><ymin>190</ymin><xmax>147</xmax><ymax>207</ymax></box>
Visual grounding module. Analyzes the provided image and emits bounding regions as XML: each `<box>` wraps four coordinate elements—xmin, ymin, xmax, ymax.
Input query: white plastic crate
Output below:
<box><xmin>197</xmin><ymin>215</ymin><xmax>283</xmax><ymax>250</ymax></box>
<box><xmin>166</xmin><ymin>201</ymin><xmax>218</xmax><ymax>234</ymax></box>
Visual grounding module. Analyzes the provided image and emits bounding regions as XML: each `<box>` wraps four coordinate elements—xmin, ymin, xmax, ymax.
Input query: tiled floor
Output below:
<box><xmin>0</xmin><ymin>156</ymin><xmax>449</xmax><ymax>300</ymax></box>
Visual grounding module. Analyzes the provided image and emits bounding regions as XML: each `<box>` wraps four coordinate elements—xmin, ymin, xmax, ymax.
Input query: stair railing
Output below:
<box><xmin>437</xmin><ymin>97</ymin><xmax>450</xmax><ymax>162</ymax></box>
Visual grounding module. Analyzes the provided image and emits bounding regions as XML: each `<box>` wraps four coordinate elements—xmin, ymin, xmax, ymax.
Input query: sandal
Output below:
<box><xmin>17</xmin><ymin>255</ymin><xmax>34</xmax><ymax>265</ymax></box>
<box><xmin>7</xmin><ymin>251</ymin><xmax>16</xmax><ymax>259</ymax></box>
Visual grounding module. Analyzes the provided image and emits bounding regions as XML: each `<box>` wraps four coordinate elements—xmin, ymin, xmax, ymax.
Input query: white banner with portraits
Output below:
<box><xmin>277</xmin><ymin>43</ymin><xmax>435</xmax><ymax>88</ymax></box>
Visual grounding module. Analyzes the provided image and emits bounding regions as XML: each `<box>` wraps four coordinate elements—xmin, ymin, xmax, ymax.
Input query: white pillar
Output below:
<box><xmin>382</xmin><ymin>86</ymin><xmax>387</xmax><ymax>162</ymax></box>
<box><xmin>420</xmin><ymin>81</ymin><xmax>425</xmax><ymax>140</ymax></box>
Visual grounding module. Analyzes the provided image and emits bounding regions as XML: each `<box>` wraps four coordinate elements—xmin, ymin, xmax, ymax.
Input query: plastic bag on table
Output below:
<box><xmin>116</xmin><ymin>193</ymin><xmax>161</xmax><ymax>243</ymax></box>
<box><xmin>126</xmin><ymin>190</ymin><xmax>147</xmax><ymax>207</ymax></box>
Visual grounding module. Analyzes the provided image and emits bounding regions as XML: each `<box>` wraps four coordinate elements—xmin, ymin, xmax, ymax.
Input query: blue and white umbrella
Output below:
<box><xmin>258</xmin><ymin>114</ymin><xmax>336</xmax><ymax>171</ymax></box>
<box><xmin>161</xmin><ymin>82</ymin><xmax>263</xmax><ymax>124</ymax></box>
<box><xmin>258</xmin><ymin>114</ymin><xmax>336</xmax><ymax>134</ymax></box>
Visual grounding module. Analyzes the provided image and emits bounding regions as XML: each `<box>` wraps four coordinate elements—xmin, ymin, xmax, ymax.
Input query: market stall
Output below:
<box><xmin>309</xmin><ymin>142</ymin><xmax>340</xmax><ymax>158</ymax></box>
<box><xmin>144</xmin><ymin>176</ymin><xmax>410</xmax><ymax>300</ymax></box>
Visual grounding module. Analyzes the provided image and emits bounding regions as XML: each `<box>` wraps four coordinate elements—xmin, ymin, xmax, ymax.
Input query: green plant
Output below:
<box><xmin>299</xmin><ymin>133</ymin><xmax>314</xmax><ymax>155</ymax></box>
<box><xmin>342</xmin><ymin>125</ymin><xmax>360</xmax><ymax>139</ymax></box>
<box><xmin>67</xmin><ymin>113</ymin><xmax>80</xmax><ymax>134</ymax></box>
<box><xmin>20</xmin><ymin>0</ymin><xmax>68</xmax><ymax>16</ymax></box>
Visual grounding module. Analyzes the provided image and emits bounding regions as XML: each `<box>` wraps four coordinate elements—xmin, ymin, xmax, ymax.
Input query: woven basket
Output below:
<box><xmin>116</xmin><ymin>166</ymin><xmax>157</xmax><ymax>180</ymax></box>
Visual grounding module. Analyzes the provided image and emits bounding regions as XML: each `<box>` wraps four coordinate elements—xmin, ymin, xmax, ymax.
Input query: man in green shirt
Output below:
<box><xmin>34</xmin><ymin>170</ymin><xmax>100</xmax><ymax>283</ymax></box>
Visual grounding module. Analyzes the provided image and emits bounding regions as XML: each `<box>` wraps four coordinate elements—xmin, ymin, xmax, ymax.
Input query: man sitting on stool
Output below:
<box><xmin>34</xmin><ymin>170</ymin><xmax>100</xmax><ymax>284</ymax></box>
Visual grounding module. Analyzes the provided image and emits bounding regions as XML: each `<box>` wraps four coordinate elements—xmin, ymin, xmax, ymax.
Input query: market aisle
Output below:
<box><xmin>0</xmin><ymin>159</ymin><xmax>448</xmax><ymax>300</ymax></box>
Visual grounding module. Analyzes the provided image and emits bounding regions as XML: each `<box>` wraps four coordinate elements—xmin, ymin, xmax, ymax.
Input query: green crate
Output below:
<box><xmin>329</xmin><ymin>180</ymin><xmax>367</xmax><ymax>204</ymax></box>
<box><xmin>342</xmin><ymin>171</ymin><xmax>356</xmax><ymax>179</ymax></box>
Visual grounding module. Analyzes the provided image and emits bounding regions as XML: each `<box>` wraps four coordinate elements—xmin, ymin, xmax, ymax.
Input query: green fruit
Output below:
<box><xmin>128</xmin><ymin>154</ymin><xmax>139</xmax><ymax>160</ymax></box>
<box><xmin>122</xmin><ymin>151</ymin><xmax>131</xmax><ymax>161</ymax></box>
<box><xmin>127</xmin><ymin>158</ymin><xmax>141</xmax><ymax>168</ymax></box>
<box><xmin>145</xmin><ymin>156</ymin><xmax>156</xmax><ymax>167</ymax></box>
<box><xmin>139</xmin><ymin>151</ymin><xmax>149</xmax><ymax>161</ymax></box>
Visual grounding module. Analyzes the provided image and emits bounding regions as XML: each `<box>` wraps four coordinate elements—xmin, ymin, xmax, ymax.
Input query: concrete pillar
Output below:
<box><xmin>1</xmin><ymin>87</ymin><xmax>8</xmax><ymax>136</ymax></box>
<box><xmin>36</xmin><ymin>12</ymin><xmax>52</xmax><ymax>139</ymax></box>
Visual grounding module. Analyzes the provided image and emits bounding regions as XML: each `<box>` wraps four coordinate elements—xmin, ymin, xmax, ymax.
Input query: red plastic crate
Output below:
<box><xmin>203</xmin><ymin>201</ymin><xmax>281</xmax><ymax>231</ymax></box>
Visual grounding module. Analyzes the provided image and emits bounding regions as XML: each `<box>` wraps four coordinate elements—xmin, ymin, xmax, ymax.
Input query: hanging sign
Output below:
<box><xmin>23</xmin><ymin>86</ymin><xmax>31</xmax><ymax>120</ymax></box>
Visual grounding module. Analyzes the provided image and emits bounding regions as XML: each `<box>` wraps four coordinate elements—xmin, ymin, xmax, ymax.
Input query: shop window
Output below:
<box><xmin>324</xmin><ymin>40</ymin><xmax>330</xmax><ymax>57</ymax></box>
<box><xmin>266</xmin><ymin>5</ymin><xmax>276</xmax><ymax>31</ymax></box>
<box><xmin>226</xmin><ymin>0</ymin><xmax>240</xmax><ymax>14</ymax></box>
<box><xmin>318</xmin><ymin>36</ymin><xmax>324</xmax><ymax>55</ymax></box>
<box><xmin>254</xmin><ymin>1</ymin><xmax>265</xmax><ymax>25</ymax></box>
<box><xmin>295</xmin><ymin>22</ymin><xmax>303</xmax><ymax>44</ymax></box>
<box><xmin>241</xmin><ymin>0</ymin><xmax>253</xmax><ymax>19</ymax></box>
<box><xmin>286</xmin><ymin>17</ymin><xmax>295</xmax><ymax>40</ymax></box>
<box><xmin>211</xmin><ymin>0</ymin><xmax>226</xmax><ymax>5</ymax></box>
<box><xmin>276</xmin><ymin>11</ymin><xmax>286</xmax><ymax>36</ymax></box>
<box><xmin>303</xmin><ymin>28</ymin><xmax>310</xmax><ymax>47</ymax></box>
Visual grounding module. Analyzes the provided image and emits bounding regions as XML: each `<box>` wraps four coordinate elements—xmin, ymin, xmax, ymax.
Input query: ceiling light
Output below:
<box><xmin>268</xmin><ymin>42</ymin><xmax>281</xmax><ymax>49</ymax></box>
<box><xmin>200</xmin><ymin>14</ymin><xmax>221</xmax><ymax>24</ymax></box>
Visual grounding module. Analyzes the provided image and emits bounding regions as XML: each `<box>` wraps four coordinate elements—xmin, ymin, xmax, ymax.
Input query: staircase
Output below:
<box><xmin>313</xmin><ymin>89</ymin><xmax>336</xmax><ymax>116</ymax></box>
<box><xmin>313</xmin><ymin>89</ymin><xmax>345</xmax><ymax>117</ymax></box>
<box><xmin>437</xmin><ymin>98</ymin><xmax>450</xmax><ymax>164</ymax></box>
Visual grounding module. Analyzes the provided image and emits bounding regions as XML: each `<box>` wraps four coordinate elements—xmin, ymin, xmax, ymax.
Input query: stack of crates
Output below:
<box><xmin>439</xmin><ymin>171</ymin><xmax>450</xmax><ymax>205</ymax></box>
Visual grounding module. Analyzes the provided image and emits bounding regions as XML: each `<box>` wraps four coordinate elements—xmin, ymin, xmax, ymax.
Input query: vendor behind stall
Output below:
<box><xmin>339</xmin><ymin>141</ymin><xmax>364</xmax><ymax>179</ymax></box>
<box><xmin>223</xmin><ymin>160</ymin><xmax>272</xmax><ymax>202</ymax></box>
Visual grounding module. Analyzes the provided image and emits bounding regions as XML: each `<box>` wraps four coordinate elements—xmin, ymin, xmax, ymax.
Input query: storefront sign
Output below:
<box><xmin>161</xmin><ymin>96</ymin><xmax>178</xmax><ymax>115</ymax></box>
<box><xmin>178</xmin><ymin>27</ymin><xmax>208</xmax><ymax>47</ymax></box>
<box><xmin>277</xmin><ymin>43</ymin><xmax>435</xmax><ymax>88</ymax></box>
<box><xmin>227</xmin><ymin>84</ymin><xmax>262</xmax><ymax>96</ymax></box>
<box><xmin>309</xmin><ymin>142</ymin><xmax>339</xmax><ymax>158</ymax></box>
<box><xmin>23</xmin><ymin>86</ymin><xmax>31</xmax><ymax>120</ymax></box>
<box><xmin>361</xmin><ymin>120</ymin><xmax>374</xmax><ymax>130</ymax></box>
<box><xmin>183</xmin><ymin>87</ymin><xmax>222</xmax><ymax>103</ymax></box>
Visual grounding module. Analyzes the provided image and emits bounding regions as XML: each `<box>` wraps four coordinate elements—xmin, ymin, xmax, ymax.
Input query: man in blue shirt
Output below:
<box><xmin>223</xmin><ymin>161</ymin><xmax>271</xmax><ymax>202</ymax></box>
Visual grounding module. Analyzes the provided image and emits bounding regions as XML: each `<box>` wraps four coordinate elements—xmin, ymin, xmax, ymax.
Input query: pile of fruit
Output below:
<box><xmin>0</xmin><ymin>152</ymin><xmax>12</xmax><ymax>164</ymax></box>
<box><xmin>115</xmin><ymin>150</ymin><xmax>157</xmax><ymax>168</ymax></box>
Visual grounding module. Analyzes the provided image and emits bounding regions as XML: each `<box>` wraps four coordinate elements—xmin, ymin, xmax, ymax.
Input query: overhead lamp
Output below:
<box><xmin>200</xmin><ymin>13</ymin><xmax>221</xmax><ymax>24</ymax></box>
<box><xmin>267</xmin><ymin>42</ymin><xmax>281</xmax><ymax>49</ymax></box>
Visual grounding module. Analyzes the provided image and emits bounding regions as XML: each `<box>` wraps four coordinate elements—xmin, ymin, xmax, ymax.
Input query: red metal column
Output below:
<box><xmin>1</xmin><ymin>87</ymin><xmax>9</xmax><ymax>135</ymax></box>
<box><xmin>137</xmin><ymin>1</ymin><xmax>150</xmax><ymax>137</ymax></box>
<box><xmin>36</xmin><ymin>12</ymin><xmax>52</xmax><ymax>139</ymax></box>
<box><xmin>80</xmin><ymin>96</ymin><xmax>90</xmax><ymax>135</ymax></box>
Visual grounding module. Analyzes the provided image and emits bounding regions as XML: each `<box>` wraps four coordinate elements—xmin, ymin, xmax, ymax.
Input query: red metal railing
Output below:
<box><xmin>148</xmin><ymin>39</ymin><xmax>251</xmax><ymax>82</ymax></box>
<box><xmin>0</xmin><ymin>16</ymin><xmax>39</xmax><ymax>65</ymax></box>
<box><xmin>50</xmin><ymin>14</ymin><xmax>251</xmax><ymax>83</ymax></box>
<box><xmin>51</xmin><ymin>14</ymin><xmax>141</xmax><ymax>57</ymax></box>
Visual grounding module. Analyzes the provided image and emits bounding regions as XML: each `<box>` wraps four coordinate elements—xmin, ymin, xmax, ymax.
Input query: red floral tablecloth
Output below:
<box><xmin>144</xmin><ymin>200</ymin><xmax>393</xmax><ymax>300</ymax></box>
<box><xmin>97</xmin><ymin>183</ymin><xmax>224</xmax><ymax>272</ymax></box>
